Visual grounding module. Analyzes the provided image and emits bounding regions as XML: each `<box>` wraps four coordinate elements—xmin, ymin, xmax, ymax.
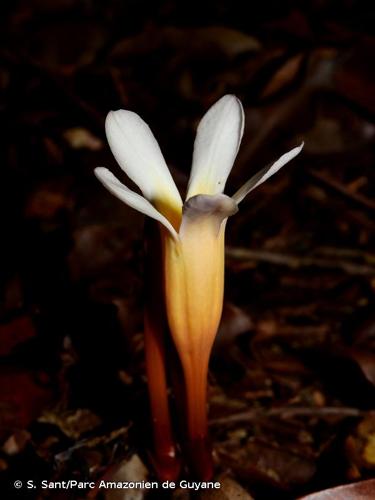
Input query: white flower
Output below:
<box><xmin>95</xmin><ymin>95</ymin><xmax>303</xmax><ymax>440</ymax></box>
<box><xmin>95</xmin><ymin>95</ymin><xmax>302</xmax><ymax>237</ymax></box>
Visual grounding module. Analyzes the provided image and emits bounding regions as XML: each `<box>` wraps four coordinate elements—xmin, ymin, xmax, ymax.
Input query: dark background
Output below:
<box><xmin>0</xmin><ymin>1</ymin><xmax>375</xmax><ymax>498</ymax></box>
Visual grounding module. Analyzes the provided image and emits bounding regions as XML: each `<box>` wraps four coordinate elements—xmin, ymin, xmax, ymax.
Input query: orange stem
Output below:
<box><xmin>183</xmin><ymin>355</ymin><xmax>214</xmax><ymax>480</ymax></box>
<box><xmin>144</xmin><ymin>221</ymin><xmax>180</xmax><ymax>481</ymax></box>
<box><xmin>144</xmin><ymin>316</ymin><xmax>180</xmax><ymax>480</ymax></box>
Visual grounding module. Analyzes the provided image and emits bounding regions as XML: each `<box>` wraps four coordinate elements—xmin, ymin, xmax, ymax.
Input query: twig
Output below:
<box><xmin>54</xmin><ymin>426</ymin><xmax>130</xmax><ymax>463</ymax></box>
<box><xmin>210</xmin><ymin>406</ymin><xmax>373</xmax><ymax>426</ymax></box>
<box><xmin>309</xmin><ymin>169</ymin><xmax>375</xmax><ymax>213</ymax></box>
<box><xmin>314</xmin><ymin>246</ymin><xmax>375</xmax><ymax>264</ymax></box>
<box><xmin>226</xmin><ymin>247</ymin><xmax>375</xmax><ymax>276</ymax></box>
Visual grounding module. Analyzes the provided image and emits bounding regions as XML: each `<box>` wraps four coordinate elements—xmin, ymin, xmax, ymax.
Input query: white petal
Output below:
<box><xmin>186</xmin><ymin>95</ymin><xmax>244</xmax><ymax>199</ymax></box>
<box><xmin>232</xmin><ymin>142</ymin><xmax>304</xmax><ymax>203</ymax></box>
<box><xmin>95</xmin><ymin>167</ymin><xmax>178</xmax><ymax>239</ymax></box>
<box><xmin>105</xmin><ymin>110</ymin><xmax>182</xmax><ymax>209</ymax></box>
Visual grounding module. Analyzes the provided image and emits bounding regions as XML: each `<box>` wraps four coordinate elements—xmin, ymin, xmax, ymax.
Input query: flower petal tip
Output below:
<box><xmin>94</xmin><ymin>166</ymin><xmax>179</xmax><ymax>240</ymax></box>
<box><xmin>104</xmin><ymin>108</ymin><xmax>182</xmax><ymax>208</ymax></box>
<box><xmin>187</xmin><ymin>94</ymin><xmax>245</xmax><ymax>199</ymax></box>
<box><xmin>94</xmin><ymin>165</ymin><xmax>108</xmax><ymax>177</ymax></box>
<box><xmin>233</xmin><ymin>141</ymin><xmax>304</xmax><ymax>204</ymax></box>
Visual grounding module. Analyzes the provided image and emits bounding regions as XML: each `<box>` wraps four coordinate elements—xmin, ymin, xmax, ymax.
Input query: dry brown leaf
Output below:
<box><xmin>200</xmin><ymin>475</ymin><xmax>254</xmax><ymax>500</ymax></box>
<box><xmin>215</xmin><ymin>302</ymin><xmax>253</xmax><ymax>349</ymax></box>
<box><xmin>39</xmin><ymin>408</ymin><xmax>101</xmax><ymax>440</ymax></box>
<box><xmin>345</xmin><ymin>348</ymin><xmax>375</xmax><ymax>387</ymax></box>
<box><xmin>2</xmin><ymin>430</ymin><xmax>31</xmax><ymax>456</ymax></box>
<box><xmin>218</xmin><ymin>438</ymin><xmax>316</xmax><ymax>489</ymax></box>
<box><xmin>104</xmin><ymin>454</ymin><xmax>149</xmax><ymax>500</ymax></box>
<box><xmin>63</xmin><ymin>127</ymin><xmax>103</xmax><ymax>151</ymax></box>
<box><xmin>27</xmin><ymin>21</ymin><xmax>108</xmax><ymax>72</ymax></box>
<box><xmin>298</xmin><ymin>479</ymin><xmax>375</xmax><ymax>499</ymax></box>
<box><xmin>346</xmin><ymin>415</ymin><xmax>375</xmax><ymax>471</ymax></box>
<box><xmin>261</xmin><ymin>54</ymin><xmax>304</xmax><ymax>98</ymax></box>
<box><xmin>111</xmin><ymin>25</ymin><xmax>260</xmax><ymax>62</ymax></box>
<box><xmin>0</xmin><ymin>316</ymin><xmax>36</xmax><ymax>356</ymax></box>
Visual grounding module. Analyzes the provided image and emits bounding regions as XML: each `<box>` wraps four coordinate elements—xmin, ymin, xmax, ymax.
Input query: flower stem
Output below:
<box><xmin>144</xmin><ymin>221</ymin><xmax>180</xmax><ymax>481</ymax></box>
<box><xmin>144</xmin><ymin>317</ymin><xmax>180</xmax><ymax>480</ymax></box>
<box><xmin>183</xmin><ymin>355</ymin><xmax>214</xmax><ymax>480</ymax></box>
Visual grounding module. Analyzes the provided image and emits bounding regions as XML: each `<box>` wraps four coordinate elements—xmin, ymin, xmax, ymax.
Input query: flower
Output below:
<box><xmin>95</xmin><ymin>95</ymin><xmax>303</xmax><ymax>471</ymax></box>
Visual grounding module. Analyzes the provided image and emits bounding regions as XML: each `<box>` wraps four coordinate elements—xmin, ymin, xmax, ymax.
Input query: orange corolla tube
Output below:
<box><xmin>95</xmin><ymin>95</ymin><xmax>303</xmax><ymax>479</ymax></box>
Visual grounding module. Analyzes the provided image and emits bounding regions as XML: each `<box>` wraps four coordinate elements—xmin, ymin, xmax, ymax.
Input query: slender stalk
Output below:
<box><xmin>144</xmin><ymin>318</ymin><xmax>180</xmax><ymax>480</ymax></box>
<box><xmin>144</xmin><ymin>221</ymin><xmax>180</xmax><ymax>481</ymax></box>
<box><xmin>183</xmin><ymin>355</ymin><xmax>214</xmax><ymax>480</ymax></box>
<box><xmin>185</xmin><ymin>358</ymin><xmax>209</xmax><ymax>439</ymax></box>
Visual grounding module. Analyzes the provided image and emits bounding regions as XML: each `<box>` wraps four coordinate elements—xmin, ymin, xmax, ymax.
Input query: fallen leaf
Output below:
<box><xmin>103</xmin><ymin>454</ymin><xmax>149</xmax><ymax>500</ymax></box>
<box><xmin>261</xmin><ymin>54</ymin><xmax>304</xmax><ymax>98</ymax></box>
<box><xmin>218</xmin><ymin>438</ymin><xmax>316</xmax><ymax>489</ymax></box>
<box><xmin>298</xmin><ymin>479</ymin><xmax>375</xmax><ymax>499</ymax></box>
<box><xmin>0</xmin><ymin>316</ymin><xmax>36</xmax><ymax>357</ymax></box>
<box><xmin>63</xmin><ymin>127</ymin><xmax>103</xmax><ymax>151</ymax></box>
<box><xmin>346</xmin><ymin>415</ymin><xmax>375</xmax><ymax>472</ymax></box>
<box><xmin>342</xmin><ymin>347</ymin><xmax>375</xmax><ymax>388</ymax></box>
<box><xmin>201</xmin><ymin>475</ymin><xmax>254</xmax><ymax>499</ymax></box>
<box><xmin>111</xmin><ymin>25</ymin><xmax>260</xmax><ymax>62</ymax></box>
<box><xmin>215</xmin><ymin>302</ymin><xmax>253</xmax><ymax>349</ymax></box>
<box><xmin>39</xmin><ymin>408</ymin><xmax>101</xmax><ymax>440</ymax></box>
<box><xmin>0</xmin><ymin>368</ymin><xmax>54</xmax><ymax>437</ymax></box>
<box><xmin>334</xmin><ymin>37</ymin><xmax>375</xmax><ymax>115</ymax></box>
<box><xmin>27</xmin><ymin>20</ymin><xmax>108</xmax><ymax>72</ymax></box>
<box><xmin>2</xmin><ymin>430</ymin><xmax>31</xmax><ymax>455</ymax></box>
<box><xmin>25</xmin><ymin>183</ymin><xmax>74</xmax><ymax>219</ymax></box>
